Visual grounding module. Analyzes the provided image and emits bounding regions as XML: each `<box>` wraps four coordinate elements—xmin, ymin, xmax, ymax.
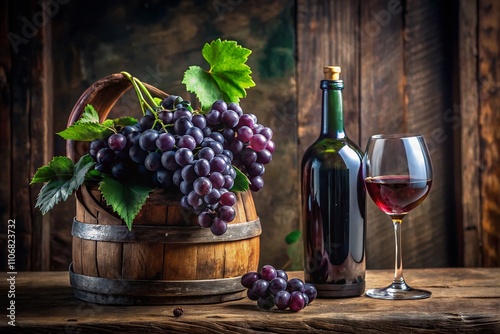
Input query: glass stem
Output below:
<box><xmin>392</xmin><ymin>219</ymin><xmax>405</xmax><ymax>285</ymax></box>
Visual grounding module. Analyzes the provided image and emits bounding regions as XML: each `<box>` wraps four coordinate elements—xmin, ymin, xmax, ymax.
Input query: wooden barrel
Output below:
<box><xmin>67</xmin><ymin>74</ymin><xmax>261</xmax><ymax>305</ymax></box>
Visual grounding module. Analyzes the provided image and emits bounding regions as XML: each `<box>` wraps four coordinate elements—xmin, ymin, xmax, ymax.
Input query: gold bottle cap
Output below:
<box><xmin>323</xmin><ymin>66</ymin><xmax>341</xmax><ymax>80</ymax></box>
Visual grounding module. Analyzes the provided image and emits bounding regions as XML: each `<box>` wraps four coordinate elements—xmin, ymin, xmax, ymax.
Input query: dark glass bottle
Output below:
<box><xmin>301</xmin><ymin>66</ymin><xmax>366</xmax><ymax>297</ymax></box>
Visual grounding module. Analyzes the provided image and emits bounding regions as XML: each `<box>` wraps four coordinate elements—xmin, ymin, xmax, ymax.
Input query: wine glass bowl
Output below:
<box><xmin>363</xmin><ymin>134</ymin><xmax>433</xmax><ymax>300</ymax></box>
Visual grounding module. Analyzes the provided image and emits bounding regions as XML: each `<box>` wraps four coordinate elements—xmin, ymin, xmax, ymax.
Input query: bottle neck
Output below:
<box><xmin>321</xmin><ymin>80</ymin><xmax>345</xmax><ymax>139</ymax></box>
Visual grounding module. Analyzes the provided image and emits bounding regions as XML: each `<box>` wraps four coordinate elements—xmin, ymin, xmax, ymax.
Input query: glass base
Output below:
<box><xmin>365</xmin><ymin>281</ymin><xmax>431</xmax><ymax>300</ymax></box>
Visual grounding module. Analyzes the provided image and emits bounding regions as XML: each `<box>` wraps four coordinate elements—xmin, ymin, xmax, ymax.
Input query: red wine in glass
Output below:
<box><xmin>365</xmin><ymin>176</ymin><xmax>432</xmax><ymax>219</ymax></box>
<box><xmin>363</xmin><ymin>133</ymin><xmax>433</xmax><ymax>300</ymax></box>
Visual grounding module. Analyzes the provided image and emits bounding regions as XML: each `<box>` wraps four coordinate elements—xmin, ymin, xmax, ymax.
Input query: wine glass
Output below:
<box><xmin>363</xmin><ymin>134</ymin><xmax>433</xmax><ymax>300</ymax></box>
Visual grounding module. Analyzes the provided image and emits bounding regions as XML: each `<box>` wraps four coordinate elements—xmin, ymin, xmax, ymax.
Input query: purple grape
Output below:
<box><xmin>187</xmin><ymin>190</ymin><xmax>203</xmax><ymax>207</ymax></box>
<box><xmin>206</xmin><ymin>110</ymin><xmax>221</xmax><ymax>125</ymax></box>
<box><xmin>222</xmin><ymin>149</ymin><xmax>233</xmax><ymax>161</ymax></box>
<box><xmin>97</xmin><ymin>148</ymin><xmax>115</xmax><ymax>165</ymax></box>
<box><xmin>210</xmin><ymin>217</ymin><xmax>227</xmax><ymax>236</ymax></box>
<box><xmin>209</xmin><ymin>172</ymin><xmax>225</xmax><ymax>189</ymax></box>
<box><xmin>158</xmin><ymin>110</ymin><xmax>174</xmax><ymax>124</ymax></box>
<box><xmin>266</xmin><ymin>140</ymin><xmax>275</xmax><ymax>153</ymax></box>
<box><xmin>90</xmin><ymin>139</ymin><xmax>106</xmax><ymax>158</ymax></box>
<box><xmin>287</xmin><ymin>278</ymin><xmax>305</xmax><ymax>293</ymax></box>
<box><xmin>161</xmin><ymin>151</ymin><xmax>178</xmax><ymax>170</ymax></box>
<box><xmin>211</xmin><ymin>100</ymin><xmax>227</xmax><ymax>113</ymax></box>
<box><xmin>173</xmin><ymin>107</ymin><xmax>192</xmax><ymax>121</ymax></box>
<box><xmin>259</xmin><ymin>127</ymin><xmax>273</xmax><ymax>140</ymax></box>
<box><xmin>221</xmin><ymin>110</ymin><xmax>239</xmax><ymax>128</ymax></box>
<box><xmin>247</xmin><ymin>288</ymin><xmax>259</xmax><ymax>301</ymax></box>
<box><xmin>193</xmin><ymin>177</ymin><xmax>212</xmax><ymax>196</ymax></box>
<box><xmin>209</xmin><ymin>132</ymin><xmax>225</xmax><ymax>143</ymax></box>
<box><xmin>144</xmin><ymin>152</ymin><xmax>162</xmax><ymax>171</ymax></box>
<box><xmin>229</xmin><ymin>139</ymin><xmax>244</xmax><ymax>153</ymax></box>
<box><xmin>157</xmin><ymin>168</ymin><xmax>174</xmax><ymax>188</ymax></box>
<box><xmin>172</xmin><ymin>169</ymin><xmax>182</xmax><ymax>186</ymax></box>
<box><xmin>257</xmin><ymin>149</ymin><xmax>272</xmax><ymax>164</ymax></box>
<box><xmin>107</xmin><ymin>133</ymin><xmax>127</xmax><ymax>151</ymax></box>
<box><xmin>269</xmin><ymin>277</ymin><xmax>287</xmax><ymax>295</ymax></box>
<box><xmin>260</xmin><ymin>265</ymin><xmax>277</xmax><ymax>281</ymax></box>
<box><xmin>181</xmin><ymin>164</ymin><xmax>197</xmax><ymax>183</ymax></box>
<box><xmin>127</xmin><ymin>131</ymin><xmax>141</xmax><ymax>145</ymax></box>
<box><xmin>202</xmin><ymin>126</ymin><xmax>211</xmax><ymax>137</ymax></box>
<box><xmin>156</xmin><ymin>133</ymin><xmax>175</xmax><ymax>151</ymax></box>
<box><xmin>237</xmin><ymin>114</ymin><xmax>255</xmax><ymax>128</ymax></box>
<box><xmin>111</xmin><ymin>162</ymin><xmax>127</xmax><ymax>180</ymax></box>
<box><xmin>129</xmin><ymin>144</ymin><xmax>148</xmax><ymax>163</ymax></box>
<box><xmin>252</xmin><ymin>279</ymin><xmax>270</xmax><ymax>298</ymax></box>
<box><xmin>249</xmin><ymin>176</ymin><xmax>264</xmax><ymax>192</ymax></box>
<box><xmin>121</xmin><ymin>125</ymin><xmax>138</xmax><ymax>136</ymax></box>
<box><xmin>219</xmin><ymin>191</ymin><xmax>236</xmax><ymax>206</ymax></box>
<box><xmin>207</xmin><ymin>141</ymin><xmax>224</xmax><ymax>155</ymax></box>
<box><xmin>178</xmin><ymin>135</ymin><xmax>196</xmax><ymax>150</ymax></box>
<box><xmin>210</xmin><ymin>157</ymin><xmax>227</xmax><ymax>173</ymax></box>
<box><xmin>139</xmin><ymin>115</ymin><xmax>155</xmax><ymax>130</ymax></box>
<box><xmin>227</xmin><ymin>102</ymin><xmax>243</xmax><ymax>115</ymax></box>
<box><xmin>257</xmin><ymin>297</ymin><xmax>275</xmax><ymax>310</ymax></box>
<box><xmin>223</xmin><ymin>175</ymin><xmax>234</xmax><ymax>189</ymax></box>
<box><xmin>241</xmin><ymin>148</ymin><xmax>258</xmax><ymax>165</ymax></box>
<box><xmin>288</xmin><ymin>291</ymin><xmax>306</xmax><ymax>312</ymax></box>
<box><xmin>180</xmin><ymin>196</ymin><xmax>190</xmax><ymax>209</ymax></box>
<box><xmin>192</xmin><ymin>114</ymin><xmax>207</xmax><ymax>129</ymax></box>
<box><xmin>276</xmin><ymin>270</ymin><xmax>288</xmax><ymax>281</ymax></box>
<box><xmin>174</xmin><ymin>116</ymin><xmax>193</xmax><ymax>135</ymax></box>
<box><xmin>186</xmin><ymin>127</ymin><xmax>204</xmax><ymax>145</ymax></box>
<box><xmin>237</xmin><ymin>126</ymin><xmax>253</xmax><ymax>143</ymax></box>
<box><xmin>204</xmin><ymin>188</ymin><xmax>221</xmax><ymax>205</ymax></box>
<box><xmin>274</xmin><ymin>290</ymin><xmax>291</xmax><ymax>310</ymax></box>
<box><xmin>180</xmin><ymin>180</ymin><xmax>193</xmax><ymax>195</ymax></box>
<box><xmin>222</xmin><ymin>128</ymin><xmax>235</xmax><ymax>141</ymax></box>
<box><xmin>218</xmin><ymin>154</ymin><xmax>232</xmax><ymax>165</ymax></box>
<box><xmin>241</xmin><ymin>271</ymin><xmax>261</xmax><ymax>289</ymax></box>
<box><xmin>249</xmin><ymin>134</ymin><xmax>268</xmax><ymax>152</ymax></box>
<box><xmin>218</xmin><ymin>205</ymin><xmax>236</xmax><ymax>222</ymax></box>
<box><xmin>247</xmin><ymin>162</ymin><xmax>265</xmax><ymax>177</ymax></box>
<box><xmin>175</xmin><ymin>148</ymin><xmax>193</xmax><ymax>166</ymax></box>
<box><xmin>302</xmin><ymin>293</ymin><xmax>310</xmax><ymax>306</ymax></box>
<box><xmin>304</xmin><ymin>283</ymin><xmax>318</xmax><ymax>304</ymax></box>
<box><xmin>194</xmin><ymin>159</ymin><xmax>210</xmax><ymax>177</ymax></box>
<box><xmin>198</xmin><ymin>211</ymin><xmax>214</xmax><ymax>228</ymax></box>
<box><xmin>139</xmin><ymin>129</ymin><xmax>160</xmax><ymax>151</ymax></box>
<box><xmin>198</xmin><ymin>147</ymin><xmax>215</xmax><ymax>161</ymax></box>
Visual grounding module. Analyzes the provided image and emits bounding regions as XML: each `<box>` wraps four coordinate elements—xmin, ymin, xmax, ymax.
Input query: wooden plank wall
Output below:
<box><xmin>0</xmin><ymin>0</ymin><xmax>52</xmax><ymax>271</ymax></box>
<box><xmin>1</xmin><ymin>0</ymin><xmax>499</xmax><ymax>271</ymax></box>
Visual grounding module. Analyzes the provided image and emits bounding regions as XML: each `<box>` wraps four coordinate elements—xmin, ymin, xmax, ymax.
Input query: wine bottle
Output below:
<box><xmin>301</xmin><ymin>66</ymin><xmax>366</xmax><ymax>297</ymax></box>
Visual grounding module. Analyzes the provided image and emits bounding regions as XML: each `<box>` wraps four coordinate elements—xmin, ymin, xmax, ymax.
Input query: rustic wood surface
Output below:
<box><xmin>0</xmin><ymin>268</ymin><xmax>498</xmax><ymax>333</ymax></box>
<box><xmin>478</xmin><ymin>0</ymin><xmax>500</xmax><ymax>267</ymax></box>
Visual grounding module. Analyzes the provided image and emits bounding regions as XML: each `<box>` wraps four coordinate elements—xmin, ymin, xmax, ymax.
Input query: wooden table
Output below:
<box><xmin>1</xmin><ymin>268</ymin><xmax>499</xmax><ymax>333</ymax></box>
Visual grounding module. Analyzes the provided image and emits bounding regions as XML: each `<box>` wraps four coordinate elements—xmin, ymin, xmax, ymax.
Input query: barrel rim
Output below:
<box><xmin>71</xmin><ymin>217</ymin><xmax>262</xmax><ymax>243</ymax></box>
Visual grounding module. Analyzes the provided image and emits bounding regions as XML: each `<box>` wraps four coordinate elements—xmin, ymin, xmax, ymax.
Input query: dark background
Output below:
<box><xmin>1</xmin><ymin>0</ymin><xmax>499</xmax><ymax>271</ymax></box>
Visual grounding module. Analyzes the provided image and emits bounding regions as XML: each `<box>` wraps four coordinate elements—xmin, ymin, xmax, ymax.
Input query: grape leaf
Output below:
<box><xmin>99</xmin><ymin>174</ymin><xmax>153</xmax><ymax>230</ymax></box>
<box><xmin>78</xmin><ymin>105</ymin><xmax>100</xmax><ymax>123</ymax></box>
<box><xmin>57</xmin><ymin>122</ymin><xmax>113</xmax><ymax>141</ymax></box>
<box><xmin>111</xmin><ymin>116</ymin><xmax>138</xmax><ymax>127</ymax></box>
<box><xmin>153</xmin><ymin>97</ymin><xmax>163</xmax><ymax>106</ymax></box>
<box><xmin>182</xmin><ymin>39</ymin><xmax>255</xmax><ymax>109</ymax></box>
<box><xmin>231</xmin><ymin>166</ymin><xmax>250</xmax><ymax>192</ymax></box>
<box><xmin>285</xmin><ymin>230</ymin><xmax>302</xmax><ymax>245</ymax></box>
<box><xmin>30</xmin><ymin>156</ymin><xmax>74</xmax><ymax>184</ymax></box>
<box><xmin>34</xmin><ymin>155</ymin><xmax>95</xmax><ymax>214</ymax></box>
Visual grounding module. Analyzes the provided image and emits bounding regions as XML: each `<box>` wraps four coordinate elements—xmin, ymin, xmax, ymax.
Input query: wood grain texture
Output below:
<box><xmin>403</xmin><ymin>0</ymin><xmax>456</xmax><ymax>267</ymax></box>
<box><xmin>1</xmin><ymin>268</ymin><xmax>498</xmax><ymax>333</ymax></box>
<box><xmin>459</xmin><ymin>0</ymin><xmax>482</xmax><ymax>267</ymax></box>
<box><xmin>478</xmin><ymin>0</ymin><xmax>500</xmax><ymax>267</ymax></box>
<box><xmin>360</xmin><ymin>0</ymin><xmax>406</xmax><ymax>269</ymax></box>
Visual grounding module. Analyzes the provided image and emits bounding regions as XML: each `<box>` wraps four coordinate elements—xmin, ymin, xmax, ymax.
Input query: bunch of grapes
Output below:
<box><xmin>88</xmin><ymin>97</ymin><xmax>274</xmax><ymax>236</ymax></box>
<box><xmin>241</xmin><ymin>265</ymin><xmax>317</xmax><ymax>312</ymax></box>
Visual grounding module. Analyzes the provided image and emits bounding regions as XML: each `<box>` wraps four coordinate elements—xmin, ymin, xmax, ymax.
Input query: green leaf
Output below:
<box><xmin>230</xmin><ymin>166</ymin><xmax>250</xmax><ymax>192</ymax></box>
<box><xmin>111</xmin><ymin>116</ymin><xmax>138</xmax><ymax>127</ymax></box>
<box><xmin>57</xmin><ymin>122</ymin><xmax>113</xmax><ymax>141</ymax></box>
<box><xmin>285</xmin><ymin>230</ymin><xmax>302</xmax><ymax>245</ymax></box>
<box><xmin>153</xmin><ymin>97</ymin><xmax>163</xmax><ymax>106</ymax></box>
<box><xmin>182</xmin><ymin>39</ymin><xmax>255</xmax><ymax>109</ymax></box>
<box><xmin>78</xmin><ymin>105</ymin><xmax>100</xmax><ymax>123</ymax></box>
<box><xmin>99</xmin><ymin>174</ymin><xmax>153</xmax><ymax>230</ymax></box>
<box><xmin>34</xmin><ymin>155</ymin><xmax>95</xmax><ymax>214</ymax></box>
<box><xmin>30</xmin><ymin>156</ymin><xmax>74</xmax><ymax>184</ymax></box>
<box><xmin>85</xmin><ymin>169</ymin><xmax>102</xmax><ymax>182</ymax></box>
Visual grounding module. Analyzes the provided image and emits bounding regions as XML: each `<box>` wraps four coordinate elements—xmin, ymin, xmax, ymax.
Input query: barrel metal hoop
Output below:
<box><xmin>69</xmin><ymin>264</ymin><xmax>245</xmax><ymax>297</ymax></box>
<box><xmin>71</xmin><ymin>217</ymin><xmax>261</xmax><ymax>243</ymax></box>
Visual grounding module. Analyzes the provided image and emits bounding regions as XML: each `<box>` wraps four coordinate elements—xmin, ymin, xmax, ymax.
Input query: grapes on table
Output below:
<box><xmin>241</xmin><ymin>265</ymin><xmax>317</xmax><ymax>312</ymax></box>
<box><xmin>87</xmin><ymin>98</ymin><xmax>275</xmax><ymax>236</ymax></box>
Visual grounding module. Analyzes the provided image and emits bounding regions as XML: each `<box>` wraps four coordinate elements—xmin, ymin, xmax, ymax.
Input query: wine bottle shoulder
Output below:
<box><xmin>301</xmin><ymin>137</ymin><xmax>362</xmax><ymax>170</ymax></box>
